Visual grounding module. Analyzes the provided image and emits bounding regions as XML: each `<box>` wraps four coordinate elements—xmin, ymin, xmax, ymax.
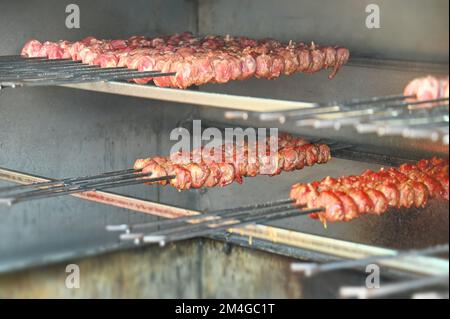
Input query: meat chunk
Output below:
<box><xmin>404</xmin><ymin>76</ymin><xmax>449</xmax><ymax>103</ymax></box>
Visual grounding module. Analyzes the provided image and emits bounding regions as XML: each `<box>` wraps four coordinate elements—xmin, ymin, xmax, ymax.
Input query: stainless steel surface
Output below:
<box><xmin>0</xmin><ymin>1</ymin><xmax>198</xmax><ymax>56</ymax></box>
<box><xmin>0</xmin><ymin>168</ymin><xmax>175</xmax><ymax>206</ymax></box>
<box><xmin>62</xmin><ymin>81</ymin><xmax>318</xmax><ymax>112</ymax></box>
<box><xmin>198</xmin><ymin>0</ymin><xmax>449</xmax><ymax>63</ymax></box>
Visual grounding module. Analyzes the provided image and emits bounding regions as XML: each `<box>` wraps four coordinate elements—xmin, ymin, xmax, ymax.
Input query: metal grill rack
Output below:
<box><xmin>230</xmin><ymin>95</ymin><xmax>450</xmax><ymax>145</ymax></box>
<box><xmin>0</xmin><ymin>56</ymin><xmax>175</xmax><ymax>88</ymax></box>
<box><xmin>108</xmin><ymin>199</ymin><xmax>318</xmax><ymax>246</ymax></box>
<box><xmin>290</xmin><ymin>244</ymin><xmax>449</xmax><ymax>299</ymax></box>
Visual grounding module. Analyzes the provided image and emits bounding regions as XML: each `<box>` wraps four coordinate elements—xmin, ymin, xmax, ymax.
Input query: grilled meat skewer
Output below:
<box><xmin>21</xmin><ymin>32</ymin><xmax>350</xmax><ymax>88</ymax></box>
<box><xmin>134</xmin><ymin>134</ymin><xmax>331</xmax><ymax>190</ymax></box>
<box><xmin>290</xmin><ymin>157</ymin><xmax>449</xmax><ymax>223</ymax></box>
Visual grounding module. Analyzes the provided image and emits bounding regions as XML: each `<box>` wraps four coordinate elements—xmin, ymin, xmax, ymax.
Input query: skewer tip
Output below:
<box><xmin>143</xmin><ymin>235</ymin><xmax>166</xmax><ymax>246</ymax></box>
<box><xmin>0</xmin><ymin>198</ymin><xmax>14</xmax><ymax>207</ymax></box>
<box><xmin>339</xmin><ymin>286</ymin><xmax>369</xmax><ymax>299</ymax></box>
<box><xmin>119</xmin><ymin>233</ymin><xmax>143</xmax><ymax>241</ymax></box>
<box><xmin>290</xmin><ymin>262</ymin><xmax>318</xmax><ymax>276</ymax></box>
<box><xmin>105</xmin><ymin>224</ymin><xmax>129</xmax><ymax>232</ymax></box>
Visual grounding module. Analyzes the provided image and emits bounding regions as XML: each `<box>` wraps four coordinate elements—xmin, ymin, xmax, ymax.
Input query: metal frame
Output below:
<box><xmin>0</xmin><ymin>56</ymin><xmax>175</xmax><ymax>88</ymax></box>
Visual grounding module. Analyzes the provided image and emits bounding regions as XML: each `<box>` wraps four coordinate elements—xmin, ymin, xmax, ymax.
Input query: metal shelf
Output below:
<box><xmin>61</xmin><ymin>81</ymin><xmax>317</xmax><ymax>112</ymax></box>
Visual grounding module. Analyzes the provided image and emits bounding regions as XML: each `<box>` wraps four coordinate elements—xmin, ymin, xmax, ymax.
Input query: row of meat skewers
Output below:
<box><xmin>290</xmin><ymin>157</ymin><xmax>449</xmax><ymax>223</ymax></box>
<box><xmin>0</xmin><ymin>132</ymin><xmax>447</xmax><ymax>225</ymax></box>
<box><xmin>134</xmin><ymin>132</ymin><xmax>448</xmax><ymax>224</ymax></box>
<box><xmin>21</xmin><ymin>32</ymin><xmax>350</xmax><ymax>89</ymax></box>
<box><xmin>134</xmin><ymin>133</ymin><xmax>331</xmax><ymax>190</ymax></box>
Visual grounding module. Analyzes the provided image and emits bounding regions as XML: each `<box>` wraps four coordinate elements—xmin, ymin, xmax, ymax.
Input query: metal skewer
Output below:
<box><xmin>342</xmin><ymin>94</ymin><xmax>416</xmax><ymax>106</ymax></box>
<box><xmin>117</xmin><ymin>199</ymin><xmax>319</xmax><ymax>246</ymax></box>
<box><xmin>114</xmin><ymin>198</ymin><xmax>295</xmax><ymax>234</ymax></box>
<box><xmin>291</xmin><ymin>244</ymin><xmax>449</xmax><ymax>276</ymax></box>
<box><xmin>132</xmin><ymin>201</ymin><xmax>298</xmax><ymax>236</ymax></box>
<box><xmin>257</xmin><ymin>94</ymin><xmax>416</xmax><ymax>123</ymax></box>
<box><xmin>106</xmin><ymin>198</ymin><xmax>295</xmax><ymax>233</ymax></box>
<box><xmin>139</xmin><ymin>206</ymin><xmax>322</xmax><ymax>246</ymax></box>
<box><xmin>0</xmin><ymin>55</ymin><xmax>36</xmax><ymax>61</ymax></box>
<box><xmin>150</xmin><ymin>203</ymin><xmax>301</xmax><ymax>237</ymax></box>
<box><xmin>0</xmin><ymin>58</ymin><xmax>71</xmax><ymax>67</ymax></box>
<box><xmin>0</xmin><ymin>64</ymin><xmax>105</xmax><ymax>79</ymax></box>
<box><xmin>0</xmin><ymin>168</ymin><xmax>140</xmax><ymax>194</ymax></box>
<box><xmin>253</xmin><ymin>93</ymin><xmax>449</xmax><ymax>143</ymax></box>
<box><xmin>295</xmin><ymin>98</ymin><xmax>449</xmax><ymax>126</ymax></box>
<box><xmin>4</xmin><ymin>171</ymin><xmax>149</xmax><ymax>197</ymax></box>
<box><xmin>4</xmin><ymin>71</ymin><xmax>176</xmax><ymax>87</ymax></box>
<box><xmin>340</xmin><ymin>275</ymin><xmax>449</xmax><ymax>299</ymax></box>
<box><xmin>261</xmin><ymin>94</ymin><xmax>413</xmax><ymax>117</ymax></box>
<box><xmin>2</xmin><ymin>66</ymin><xmax>151</xmax><ymax>78</ymax></box>
<box><xmin>0</xmin><ymin>172</ymin><xmax>175</xmax><ymax>206</ymax></box>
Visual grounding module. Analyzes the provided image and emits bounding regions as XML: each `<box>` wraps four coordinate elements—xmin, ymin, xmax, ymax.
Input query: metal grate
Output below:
<box><xmin>0</xmin><ymin>55</ymin><xmax>175</xmax><ymax>88</ymax></box>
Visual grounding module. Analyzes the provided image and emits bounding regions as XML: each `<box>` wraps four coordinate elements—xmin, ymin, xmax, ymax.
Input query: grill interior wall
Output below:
<box><xmin>198</xmin><ymin>0</ymin><xmax>449</xmax><ymax>62</ymax></box>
